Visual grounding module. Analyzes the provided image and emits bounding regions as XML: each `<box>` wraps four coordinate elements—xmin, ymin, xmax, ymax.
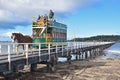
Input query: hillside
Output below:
<box><xmin>70</xmin><ymin>35</ymin><xmax>120</xmax><ymax>42</ymax></box>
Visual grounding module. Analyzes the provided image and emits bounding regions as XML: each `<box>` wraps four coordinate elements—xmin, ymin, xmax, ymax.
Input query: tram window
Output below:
<box><xmin>52</xmin><ymin>31</ymin><xmax>55</xmax><ymax>38</ymax></box>
<box><xmin>56</xmin><ymin>32</ymin><xmax>58</xmax><ymax>38</ymax></box>
<box><xmin>55</xmin><ymin>32</ymin><xmax>56</xmax><ymax>38</ymax></box>
<box><xmin>53</xmin><ymin>32</ymin><xmax>55</xmax><ymax>38</ymax></box>
<box><xmin>47</xmin><ymin>32</ymin><xmax>51</xmax><ymax>36</ymax></box>
<box><xmin>43</xmin><ymin>33</ymin><xmax>46</xmax><ymax>38</ymax></box>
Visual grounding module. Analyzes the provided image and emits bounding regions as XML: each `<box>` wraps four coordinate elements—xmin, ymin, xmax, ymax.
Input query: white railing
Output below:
<box><xmin>0</xmin><ymin>42</ymin><xmax>114</xmax><ymax>70</ymax></box>
<box><xmin>0</xmin><ymin>42</ymin><xmax>114</xmax><ymax>55</ymax></box>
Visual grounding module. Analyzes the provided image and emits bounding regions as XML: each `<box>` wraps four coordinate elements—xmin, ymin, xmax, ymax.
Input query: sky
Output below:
<box><xmin>0</xmin><ymin>0</ymin><xmax>120</xmax><ymax>41</ymax></box>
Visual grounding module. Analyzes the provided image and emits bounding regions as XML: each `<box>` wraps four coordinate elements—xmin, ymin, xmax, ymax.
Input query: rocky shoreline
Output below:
<box><xmin>9</xmin><ymin>58</ymin><xmax>119</xmax><ymax>80</ymax></box>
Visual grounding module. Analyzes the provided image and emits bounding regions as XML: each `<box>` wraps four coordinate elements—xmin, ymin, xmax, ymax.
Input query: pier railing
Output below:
<box><xmin>0</xmin><ymin>42</ymin><xmax>114</xmax><ymax>71</ymax></box>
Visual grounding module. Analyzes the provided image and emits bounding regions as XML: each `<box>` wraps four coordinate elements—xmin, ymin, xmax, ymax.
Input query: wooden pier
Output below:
<box><xmin>0</xmin><ymin>42</ymin><xmax>114</xmax><ymax>76</ymax></box>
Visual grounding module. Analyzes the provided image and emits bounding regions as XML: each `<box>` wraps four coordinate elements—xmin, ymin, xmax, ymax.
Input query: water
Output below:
<box><xmin>59</xmin><ymin>42</ymin><xmax>120</xmax><ymax>61</ymax></box>
<box><xmin>100</xmin><ymin>43</ymin><xmax>120</xmax><ymax>60</ymax></box>
<box><xmin>0</xmin><ymin>42</ymin><xmax>24</xmax><ymax>54</ymax></box>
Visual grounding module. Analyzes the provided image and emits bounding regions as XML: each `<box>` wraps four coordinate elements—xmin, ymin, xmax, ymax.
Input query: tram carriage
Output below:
<box><xmin>32</xmin><ymin>13</ymin><xmax>67</xmax><ymax>47</ymax></box>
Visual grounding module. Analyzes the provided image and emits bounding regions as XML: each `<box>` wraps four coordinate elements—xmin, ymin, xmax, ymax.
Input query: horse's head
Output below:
<box><xmin>11</xmin><ymin>33</ymin><xmax>23</xmax><ymax>43</ymax></box>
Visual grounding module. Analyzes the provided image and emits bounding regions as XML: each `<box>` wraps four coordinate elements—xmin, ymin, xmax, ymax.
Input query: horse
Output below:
<box><xmin>11</xmin><ymin>33</ymin><xmax>32</xmax><ymax>55</ymax></box>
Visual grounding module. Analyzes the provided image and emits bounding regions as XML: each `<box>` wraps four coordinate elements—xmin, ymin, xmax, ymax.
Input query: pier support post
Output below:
<box><xmin>79</xmin><ymin>51</ymin><xmax>81</xmax><ymax>60</ymax></box>
<box><xmin>13</xmin><ymin>65</ymin><xmax>19</xmax><ymax>73</ymax></box>
<box><xmin>85</xmin><ymin>51</ymin><xmax>88</xmax><ymax>59</ymax></box>
<box><xmin>93</xmin><ymin>49</ymin><xmax>96</xmax><ymax>57</ymax></box>
<box><xmin>99</xmin><ymin>47</ymin><xmax>102</xmax><ymax>55</ymax></box>
<box><xmin>67</xmin><ymin>53</ymin><xmax>72</xmax><ymax>64</ymax></box>
<box><xmin>75</xmin><ymin>51</ymin><xmax>79</xmax><ymax>61</ymax></box>
<box><xmin>75</xmin><ymin>54</ymin><xmax>78</xmax><ymax>61</ymax></box>
<box><xmin>95</xmin><ymin>48</ymin><xmax>98</xmax><ymax>56</ymax></box>
<box><xmin>47</xmin><ymin>62</ymin><xmax>52</xmax><ymax>72</ymax></box>
<box><xmin>81</xmin><ymin>52</ymin><xmax>84</xmax><ymax>60</ymax></box>
<box><xmin>89</xmin><ymin>50</ymin><xmax>92</xmax><ymax>58</ymax></box>
<box><xmin>30</xmin><ymin>63</ymin><xmax>37</xmax><ymax>72</ymax></box>
<box><xmin>96</xmin><ymin>48</ymin><xmax>98</xmax><ymax>56</ymax></box>
<box><xmin>97</xmin><ymin>48</ymin><xmax>100</xmax><ymax>56</ymax></box>
<box><xmin>47</xmin><ymin>56</ymin><xmax>56</xmax><ymax>72</ymax></box>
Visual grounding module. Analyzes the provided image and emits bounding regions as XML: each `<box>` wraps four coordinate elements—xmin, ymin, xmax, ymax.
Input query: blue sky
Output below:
<box><xmin>0</xmin><ymin>0</ymin><xmax>120</xmax><ymax>41</ymax></box>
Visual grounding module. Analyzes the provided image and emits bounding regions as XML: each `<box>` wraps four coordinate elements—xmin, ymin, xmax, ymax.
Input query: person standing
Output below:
<box><xmin>49</xmin><ymin>9</ymin><xmax>54</xmax><ymax>21</ymax></box>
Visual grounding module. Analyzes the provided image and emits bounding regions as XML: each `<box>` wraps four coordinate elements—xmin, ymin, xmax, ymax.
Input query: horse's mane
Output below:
<box><xmin>13</xmin><ymin>33</ymin><xmax>31</xmax><ymax>37</ymax></box>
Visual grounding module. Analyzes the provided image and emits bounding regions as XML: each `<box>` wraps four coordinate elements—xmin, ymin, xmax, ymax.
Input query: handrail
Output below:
<box><xmin>0</xmin><ymin>42</ymin><xmax>114</xmax><ymax>63</ymax></box>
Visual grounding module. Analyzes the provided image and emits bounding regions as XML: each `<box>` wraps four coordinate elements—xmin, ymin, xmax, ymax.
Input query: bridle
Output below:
<box><xmin>11</xmin><ymin>33</ymin><xmax>20</xmax><ymax>43</ymax></box>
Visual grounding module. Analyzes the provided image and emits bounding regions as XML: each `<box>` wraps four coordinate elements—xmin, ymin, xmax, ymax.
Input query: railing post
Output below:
<box><xmin>25</xmin><ymin>44</ymin><xmax>29</xmax><ymax>65</ymax></box>
<box><xmin>74</xmin><ymin>42</ymin><xmax>76</xmax><ymax>53</ymax></box>
<box><xmin>56</xmin><ymin>43</ymin><xmax>58</xmax><ymax>57</ymax></box>
<box><xmin>13</xmin><ymin>44</ymin><xmax>15</xmax><ymax>53</ymax></box>
<box><xmin>76</xmin><ymin>42</ymin><xmax>78</xmax><ymax>53</ymax></box>
<box><xmin>76</xmin><ymin>42</ymin><xmax>77</xmax><ymax>50</ymax></box>
<box><xmin>67</xmin><ymin>43</ymin><xmax>68</xmax><ymax>56</ymax></box>
<box><xmin>0</xmin><ymin>44</ymin><xmax>1</xmax><ymax>54</ymax></box>
<box><xmin>8</xmin><ymin>45</ymin><xmax>11</xmax><ymax>71</ymax></box>
<box><xmin>56</xmin><ymin>43</ymin><xmax>58</xmax><ymax>53</ymax></box>
<box><xmin>81</xmin><ymin>42</ymin><xmax>83</xmax><ymax>48</ymax></box>
<box><xmin>71</xmin><ymin>45</ymin><xmax>72</xmax><ymax>54</ymax></box>
<box><xmin>62</xmin><ymin>43</ymin><xmax>63</xmax><ymax>56</ymax></box>
<box><xmin>15</xmin><ymin>43</ymin><xmax>18</xmax><ymax>53</ymax></box>
<box><xmin>39</xmin><ymin>43</ymin><xmax>41</xmax><ymax>62</ymax></box>
<box><xmin>79</xmin><ymin>44</ymin><xmax>81</xmax><ymax>49</ymax></box>
<box><xmin>48</xmin><ymin>43</ymin><xmax>50</xmax><ymax>61</ymax></box>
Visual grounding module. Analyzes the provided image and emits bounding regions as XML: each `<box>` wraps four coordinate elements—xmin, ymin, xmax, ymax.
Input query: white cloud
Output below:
<box><xmin>0</xmin><ymin>24</ymin><xmax>32</xmax><ymax>41</ymax></box>
<box><xmin>0</xmin><ymin>9</ymin><xmax>26</xmax><ymax>23</ymax></box>
<box><xmin>0</xmin><ymin>32</ymin><xmax>12</xmax><ymax>41</ymax></box>
<box><xmin>0</xmin><ymin>0</ymin><xmax>99</xmax><ymax>40</ymax></box>
<box><xmin>1</xmin><ymin>25</ymin><xmax>32</xmax><ymax>36</ymax></box>
<box><xmin>0</xmin><ymin>0</ymin><xmax>99</xmax><ymax>29</ymax></box>
<box><xmin>2</xmin><ymin>32</ymin><xmax>12</xmax><ymax>37</ymax></box>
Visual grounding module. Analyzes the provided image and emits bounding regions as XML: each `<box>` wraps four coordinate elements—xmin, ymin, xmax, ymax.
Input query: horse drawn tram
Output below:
<box><xmin>0</xmin><ymin>10</ymin><xmax>69</xmax><ymax>77</ymax></box>
<box><xmin>32</xmin><ymin>10</ymin><xmax>67</xmax><ymax>47</ymax></box>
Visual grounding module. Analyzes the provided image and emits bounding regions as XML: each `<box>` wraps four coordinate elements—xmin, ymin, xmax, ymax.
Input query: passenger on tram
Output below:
<box><xmin>44</xmin><ymin>14</ymin><xmax>48</xmax><ymax>26</ymax></box>
<box><xmin>37</xmin><ymin>15</ymin><xmax>41</xmax><ymax>22</ymax></box>
<box><xmin>49</xmin><ymin>9</ymin><xmax>54</xmax><ymax>21</ymax></box>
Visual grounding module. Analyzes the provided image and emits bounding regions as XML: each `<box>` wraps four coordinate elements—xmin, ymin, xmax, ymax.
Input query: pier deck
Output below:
<box><xmin>0</xmin><ymin>42</ymin><xmax>114</xmax><ymax>75</ymax></box>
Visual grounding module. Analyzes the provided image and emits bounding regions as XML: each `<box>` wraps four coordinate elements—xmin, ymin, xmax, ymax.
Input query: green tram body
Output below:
<box><xmin>32</xmin><ymin>19</ymin><xmax>67</xmax><ymax>47</ymax></box>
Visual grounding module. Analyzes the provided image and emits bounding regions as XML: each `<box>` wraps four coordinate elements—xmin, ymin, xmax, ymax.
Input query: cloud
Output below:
<box><xmin>1</xmin><ymin>32</ymin><xmax>12</xmax><ymax>37</ymax></box>
<box><xmin>0</xmin><ymin>32</ymin><xmax>12</xmax><ymax>41</ymax></box>
<box><xmin>0</xmin><ymin>24</ymin><xmax>32</xmax><ymax>41</ymax></box>
<box><xmin>0</xmin><ymin>0</ymin><xmax>98</xmax><ymax>29</ymax></box>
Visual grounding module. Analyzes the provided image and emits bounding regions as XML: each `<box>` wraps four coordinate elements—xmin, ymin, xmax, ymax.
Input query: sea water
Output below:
<box><xmin>100</xmin><ymin>43</ymin><xmax>120</xmax><ymax>60</ymax></box>
<box><xmin>59</xmin><ymin>42</ymin><xmax>120</xmax><ymax>61</ymax></box>
<box><xmin>0</xmin><ymin>42</ymin><xmax>24</xmax><ymax>54</ymax></box>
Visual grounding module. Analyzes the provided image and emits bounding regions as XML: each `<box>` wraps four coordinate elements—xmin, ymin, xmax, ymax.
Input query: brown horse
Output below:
<box><xmin>11</xmin><ymin>33</ymin><xmax>32</xmax><ymax>54</ymax></box>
